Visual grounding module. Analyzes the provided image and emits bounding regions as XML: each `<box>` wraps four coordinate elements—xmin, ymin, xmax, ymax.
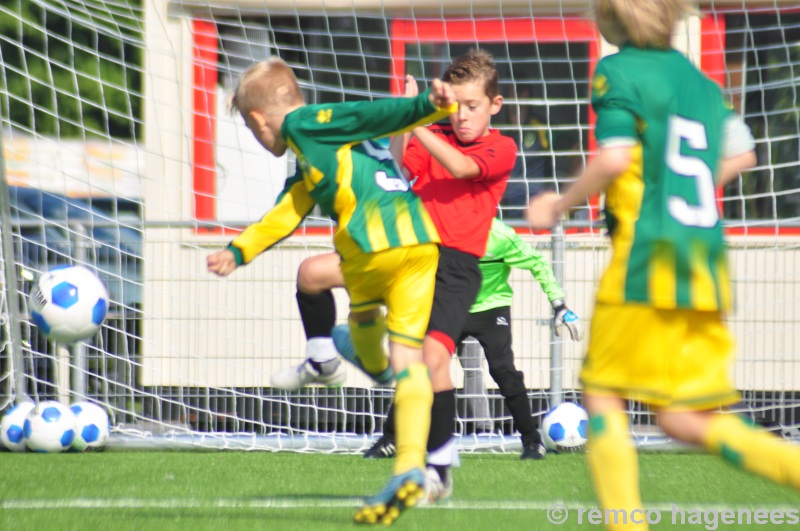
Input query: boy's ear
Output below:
<box><xmin>247</xmin><ymin>109</ymin><xmax>269</xmax><ymax>130</ymax></box>
<box><xmin>490</xmin><ymin>95</ymin><xmax>504</xmax><ymax>116</ymax></box>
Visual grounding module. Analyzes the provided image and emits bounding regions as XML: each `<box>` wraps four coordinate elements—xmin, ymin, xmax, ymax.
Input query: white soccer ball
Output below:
<box><xmin>29</xmin><ymin>265</ymin><xmax>109</xmax><ymax>343</ymax></box>
<box><xmin>24</xmin><ymin>400</ymin><xmax>77</xmax><ymax>453</ymax></box>
<box><xmin>70</xmin><ymin>401</ymin><xmax>111</xmax><ymax>452</ymax></box>
<box><xmin>541</xmin><ymin>401</ymin><xmax>589</xmax><ymax>453</ymax></box>
<box><xmin>1</xmin><ymin>402</ymin><xmax>36</xmax><ymax>452</ymax></box>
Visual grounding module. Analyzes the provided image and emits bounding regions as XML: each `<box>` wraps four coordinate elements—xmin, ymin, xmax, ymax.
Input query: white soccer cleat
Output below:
<box><xmin>417</xmin><ymin>466</ymin><xmax>453</xmax><ymax>507</ymax></box>
<box><xmin>271</xmin><ymin>358</ymin><xmax>346</xmax><ymax>391</ymax></box>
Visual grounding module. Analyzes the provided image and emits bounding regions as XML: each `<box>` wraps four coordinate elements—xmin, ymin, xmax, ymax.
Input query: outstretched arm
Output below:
<box><xmin>492</xmin><ymin>222</ymin><xmax>564</xmax><ymax>303</ymax></box>
<box><xmin>287</xmin><ymin>78</ymin><xmax>456</xmax><ymax>154</ymax></box>
<box><xmin>207</xmin><ymin>175</ymin><xmax>316</xmax><ymax>277</ymax></box>
<box><xmin>527</xmin><ymin>146</ymin><xmax>631</xmax><ymax>229</ymax></box>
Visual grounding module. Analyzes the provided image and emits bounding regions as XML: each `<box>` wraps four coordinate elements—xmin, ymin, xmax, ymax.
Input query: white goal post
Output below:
<box><xmin>0</xmin><ymin>0</ymin><xmax>799</xmax><ymax>451</ymax></box>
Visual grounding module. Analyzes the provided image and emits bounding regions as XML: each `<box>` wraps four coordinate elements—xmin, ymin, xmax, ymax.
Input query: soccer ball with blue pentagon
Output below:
<box><xmin>0</xmin><ymin>402</ymin><xmax>36</xmax><ymax>452</ymax></box>
<box><xmin>29</xmin><ymin>265</ymin><xmax>109</xmax><ymax>344</ymax></box>
<box><xmin>541</xmin><ymin>401</ymin><xmax>589</xmax><ymax>453</ymax></box>
<box><xmin>70</xmin><ymin>401</ymin><xmax>111</xmax><ymax>452</ymax></box>
<box><xmin>24</xmin><ymin>401</ymin><xmax>77</xmax><ymax>453</ymax></box>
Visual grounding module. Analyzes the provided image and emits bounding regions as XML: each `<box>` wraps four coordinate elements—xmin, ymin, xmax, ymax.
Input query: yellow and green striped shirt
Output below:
<box><xmin>230</xmin><ymin>90</ymin><xmax>455</xmax><ymax>263</ymax></box>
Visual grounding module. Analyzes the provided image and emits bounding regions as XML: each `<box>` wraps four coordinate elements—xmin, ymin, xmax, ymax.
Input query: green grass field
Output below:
<box><xmin>2</xmin><ymin>451</ymin><xmax>799</xmax><ymax>530</ymax></box>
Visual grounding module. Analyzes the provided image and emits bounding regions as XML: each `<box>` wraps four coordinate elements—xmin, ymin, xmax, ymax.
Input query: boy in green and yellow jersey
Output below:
<box><xmin>207</xmin><ymin>57</ymin><xmax>457</xmax><ymax>526</ymax></box>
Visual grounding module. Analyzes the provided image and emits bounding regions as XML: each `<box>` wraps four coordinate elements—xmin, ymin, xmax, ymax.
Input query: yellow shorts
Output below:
<box><xmin>340</xmin><ymin>243</ymin><xmax>438</xmax><ymax>348</ymax></box>
<box><xmin>580</xmin><ymin>302</ymin><xmax>740</xmax><ymax>410</ymax></box>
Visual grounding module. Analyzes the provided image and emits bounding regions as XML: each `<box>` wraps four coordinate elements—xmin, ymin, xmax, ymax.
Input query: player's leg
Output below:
<box><xmin>584</xmin><ymin>393</ymin><xmax>646</xmax><ymax>531</ymax></box>
<box><xmin>358</xmin><ymin>246</ymin><xmax>481</xmax><ymax>470</ymax></box>
<box><xmin>365</xmin><ymin>339</ymin><xmax>497</xmax><ymax>459</ymax></box>
<box><xmin>345</xmin><ymin>308</ymin><xmax>391</xmax><ymax>376</ymax></box>
<box><xmin>351</xmin><ymin>316</ymin><xmax>431</xmax><ymax>525</ymax></box>
<box><xmin>471</xmin><ymin>306</ymin><xmax>543</xmax><ymax>459</ymax></box>
<box><xmin>658</xmin><ymin>409</ymin><xmax>800</xmax><ymax>489</ymax></box>
<box><xmin>382</xmin><ymin>244</ymin><xmax>437</xmax><ymax>479</ymax></box>
<box><xmin>272</xmin><ymin>252</ymin><xmax>346</xmax><ymax>390</ymax></box>
<box><xmin>329</xmin><ymin>252</ymin><xmax>396</xmax><ymax>383</ymax></box>
<box><xmin>352</xmin><ymin>244</ymin><xmax>437</xmax><ymax>525</ymax></box>
<box><xmin>657</xmin><ymin>312</ymin><xmax>800</xmax><ymax>490</ymax></box>
<box><xmin>423</xmin><ymin>334</ymin><xmax>456</xmax><ymax>475</ymax></box>
<box><xmin>423</xmin><ymin>247</ymin><xmax>482</xmax><ymax>502</ymax></box>
<box><xmin>346</xmin><ymin>304</ymin><xmax>426</xmax><ymax>474</ymax></box>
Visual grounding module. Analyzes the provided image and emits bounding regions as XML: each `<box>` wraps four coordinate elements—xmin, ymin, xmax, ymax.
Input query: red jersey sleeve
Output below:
<box><xmin>468</xmin><ymin>133</ymin><xmax>518</xmax><ymax>181</ymax></box>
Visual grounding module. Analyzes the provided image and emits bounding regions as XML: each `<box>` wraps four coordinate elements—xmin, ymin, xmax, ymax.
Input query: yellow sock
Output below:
<box><xmin>349</xmin><ymin>315</ymin><xmax>389</xmax><ymax>374</ymax></box>
<box><xmin>392</xmin><ymin>362</ymin><xmax>432</xmax><ymax>475</ymax></box>
<box><xmin>703</xmin><ymin>413</ymin><xmax>800</xmax><ymax>489</ymax></box>
<box><xmin>587</xmin><ymin>410</ymin><xmax>648</xmax><ymax>531</ymax></box>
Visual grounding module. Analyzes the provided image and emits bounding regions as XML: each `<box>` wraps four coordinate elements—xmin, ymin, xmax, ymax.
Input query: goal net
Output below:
<box><xmin>0</xmin><ymin>0</ymin><xmax>799</xmax><ymax>451</ymax></box>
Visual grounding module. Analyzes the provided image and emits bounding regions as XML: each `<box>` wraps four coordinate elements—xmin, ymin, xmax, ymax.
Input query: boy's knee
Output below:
<box><xmin>656</xmin><ymin>410</ymin><xmax>709</xmax><ymax>445</ymax></box>
<box><xmin>297</xmin><ymin>266</ymin><xmax>318</xmax><ymax>293</ymax></box>
<box><xmin>297</xmin><ymin>253</ymin><xmax>342</xmax><ymax>293</ymax></box>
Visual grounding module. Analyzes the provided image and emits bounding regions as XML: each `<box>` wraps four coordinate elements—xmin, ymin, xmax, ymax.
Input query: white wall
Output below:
<box><xmin>142</xmin><ymin>233</ymin><xmax>800</xmax><ymax>392</ymax></box>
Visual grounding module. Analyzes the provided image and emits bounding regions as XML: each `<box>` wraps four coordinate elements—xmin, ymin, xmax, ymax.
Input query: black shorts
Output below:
<box><xmin>427</xmin><ymin>246</ymin><xmax>482</xmax><ymax>351</ymax></box>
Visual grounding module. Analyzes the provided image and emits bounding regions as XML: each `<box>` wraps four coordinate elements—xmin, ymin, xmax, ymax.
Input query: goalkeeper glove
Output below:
<box><xmin>551</xmin><ymin>299</ymin><xmax>584</xmax><ymax>341</ymax></box>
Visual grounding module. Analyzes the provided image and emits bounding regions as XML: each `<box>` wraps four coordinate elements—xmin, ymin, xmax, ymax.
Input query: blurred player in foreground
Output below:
<box><xmin>528</xmin><ymin>1</ymin><xmax>800</xmax><ymax>529</ymax></box>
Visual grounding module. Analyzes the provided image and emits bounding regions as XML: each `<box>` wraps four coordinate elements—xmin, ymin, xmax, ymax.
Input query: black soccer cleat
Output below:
<box><xmin>520</xmin><ymin>437</ymin><xmax>547</xmax><ymax>460</ymax></box>
<box><xmin>364</xmin><ymin>435</ymin><xmax>397</xmax><ymax>459</ymax></box>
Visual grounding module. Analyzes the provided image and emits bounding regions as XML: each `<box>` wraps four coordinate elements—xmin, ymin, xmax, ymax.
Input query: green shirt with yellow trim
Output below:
<box><xmin>592</xmin><ymin>45</ymin><xmax>733</xmax><ymax>311</ymax></box>
<box><xmin>229</xmin><ymin>90</ymin><xmax>454</xmax><ymax>264</ymax></box>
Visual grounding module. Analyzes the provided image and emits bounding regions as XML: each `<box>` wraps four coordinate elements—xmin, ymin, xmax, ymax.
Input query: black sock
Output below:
<box><xmin>383</xmin><ymin>403</ymin><xmax>396</xmax><ymax>440</ymax></box>
<box><xmin>296</xmin><ymin>290</ymin><xmax>336</xmax><ymax>339</ymax></box>
<box><xmin>428</xmin><ymin>389</ymin><xmax>456</xmax><ymax>453</ymax></box>
<box><xmin>382</xmin><ymin>389</ymin><xmax>456</xmax><ymax>460</ymax></box>
<box><xmin>427</xmin><ymin>390</ymin><xmax>456</xmax><ymax>483</ymax></box>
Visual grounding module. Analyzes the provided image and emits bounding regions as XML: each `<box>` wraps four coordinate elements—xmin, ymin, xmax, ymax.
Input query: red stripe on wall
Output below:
<box><xmin>193</xmin><ymin>19</ymin><xmax>219</xmax><ymax>222</ymax></box>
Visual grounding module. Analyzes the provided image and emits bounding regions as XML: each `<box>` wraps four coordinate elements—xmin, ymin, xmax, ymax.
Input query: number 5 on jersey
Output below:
<box><xmin>666</xmin><ymin>115</ymin><xmax>719</xmax><ymax>228</ymax></box>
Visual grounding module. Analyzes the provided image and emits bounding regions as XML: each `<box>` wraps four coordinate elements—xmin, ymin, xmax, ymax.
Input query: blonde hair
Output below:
<box><xmin>229</xmin><ymin>58</ymin><xmax>304</xmax><ymax>116</ymax></box>
<box><xmin>442</xmin><ymin>49</ymin><xmax>499</xmax><ymax>100</ymax></box>
<box><xmin>594</xmin><ymin>0</ymin><xmax>696</xmax><ymax>49</ymax></box>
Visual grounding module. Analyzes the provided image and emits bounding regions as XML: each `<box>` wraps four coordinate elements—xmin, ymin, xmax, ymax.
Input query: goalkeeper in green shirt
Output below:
<box><xmin>466</xmin><ymin>217</ymin><xmax>583</xmax><ymax>459</ymax></box>
<box><xmin>365</xmin><ymin>217</ymin><xmax>583</xmax><ymax>460</ymax></box>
